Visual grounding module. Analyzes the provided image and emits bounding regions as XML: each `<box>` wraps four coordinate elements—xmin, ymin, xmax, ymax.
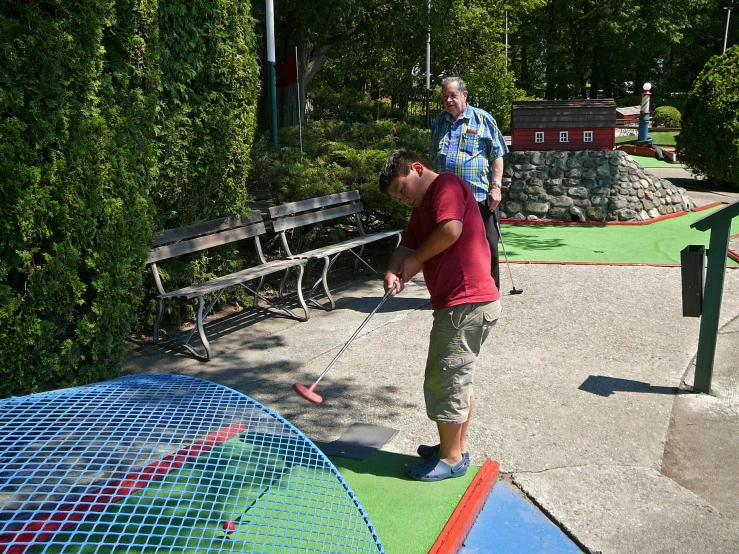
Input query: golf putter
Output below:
<box><xmin>495</xmin><ymin>217</ymin><xmax>523</xmax><ymax>295</ymax></box>
<box><xmin>293</xmin><ymin>280</ymin><xmax>399</xmax><ymax>404</ymax></box>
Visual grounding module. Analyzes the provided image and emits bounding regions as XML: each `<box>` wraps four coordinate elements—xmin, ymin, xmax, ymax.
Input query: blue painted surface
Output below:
<box><xmin>458</xmin><ymin>481</ymin><xmax>582</xmax><ymax>554</ymax></box>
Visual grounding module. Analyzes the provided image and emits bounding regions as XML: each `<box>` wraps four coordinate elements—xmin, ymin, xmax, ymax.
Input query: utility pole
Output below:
<box><xmin>426</xmin><ymin>0</ymin><xmax>431</xmax><ymax>129</ymax></box>
<box><xmin>266</xmin><ymin>0</ymin><xmax>278</xmax><ymax>149</ymax></box>
<box><xmin>724</xmin><ymin>7</ymin><xmax>732</xmax><ymax>54</ymax></box>
<box><xmin>505</xmin><ymin>10</ymin><xmax>508</xmax><ymax>71</ymax></box>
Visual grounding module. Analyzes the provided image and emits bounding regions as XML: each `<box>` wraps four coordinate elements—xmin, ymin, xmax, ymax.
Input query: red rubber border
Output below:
<box><xmin>428</xmin><ymin>458</ymin><xmax>500</xmax><ymax>554</ymax></box>
<box><xmin>0</xmin><ymin>423</ymin><xmax>247</xmax><ymax>554</ymax></box>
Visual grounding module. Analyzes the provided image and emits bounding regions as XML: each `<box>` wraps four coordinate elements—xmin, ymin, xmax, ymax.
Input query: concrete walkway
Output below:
<box><xmin>123</xmin><ymin>173</ymin><xmax>739</xmax><ymax>553</ymax></box>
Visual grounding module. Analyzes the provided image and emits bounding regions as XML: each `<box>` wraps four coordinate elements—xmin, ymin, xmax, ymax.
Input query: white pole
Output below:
<box><xmin>266</xmin><ymin>0</ymin><xmax>277</xmax><ymax>147</ymax></box>
<box><xmin>265</xmin><ymin>0</ymin><xmax>275</xmax><ymax>63</ymax></box>
<box><xmin>724</xmin><ymin>7</ymin><xmax>732</xmax><ymax>54</ymax></box>
<box><xmin>505</xmin><ymin>10</ymin><xmax>508</xmax><ymax>70</ymax></box>
<box><xmin>426</xmin><ymin>0</ymin><xmax>431</xmax><ymax>128</ymax></box>
<box><xmin>426</xmin><ymin>0</ymin><xmax>431</xmax><ymax>91</ymax></box>
<box><xmin>296</xmin><ymin>46</ymin><xmax>303</xmax><ymax>153</ymax></box>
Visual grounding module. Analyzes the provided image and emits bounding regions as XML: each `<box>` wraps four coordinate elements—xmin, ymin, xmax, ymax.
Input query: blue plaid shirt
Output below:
<box><xmin>430</xmin><ymin>105</ymin><xmax>509</xmax><ymax>202</ymax></box>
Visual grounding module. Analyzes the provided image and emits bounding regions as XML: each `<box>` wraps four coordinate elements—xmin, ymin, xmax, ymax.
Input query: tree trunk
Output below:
<box><xmin>278</xmin><ymin>44</ymin><xmax>327</xmax><ymax>127</ymax></box>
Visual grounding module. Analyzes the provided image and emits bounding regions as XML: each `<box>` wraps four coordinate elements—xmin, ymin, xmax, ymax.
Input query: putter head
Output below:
<box><xmin>510</xmin><ymin>288</ymin><xmax>523</xmax><ymax>295</ymax></box>
<box><xmin>293</xmin><ymin>382</ymin><xmax>323</xmax><ymax>404</ymax></box>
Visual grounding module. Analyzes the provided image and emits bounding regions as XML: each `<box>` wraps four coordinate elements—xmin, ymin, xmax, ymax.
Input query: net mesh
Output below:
<box><xmin>0</xmin><ymin>374</ymin><xmax>384</xmax><ymax>553</ymax></box>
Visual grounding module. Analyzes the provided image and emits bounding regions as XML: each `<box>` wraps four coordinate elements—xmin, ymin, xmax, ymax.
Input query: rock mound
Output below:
<box><xmin>501</xmin><ymin>150</ymin><xmax>693</xmax><ymax>222</ymax></box>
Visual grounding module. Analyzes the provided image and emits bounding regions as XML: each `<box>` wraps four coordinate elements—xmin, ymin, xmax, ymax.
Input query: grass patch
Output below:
<box><xmin>616</xmin><ymin>130</ymin><xmax>678</xmax><ymax>146</ymax></box>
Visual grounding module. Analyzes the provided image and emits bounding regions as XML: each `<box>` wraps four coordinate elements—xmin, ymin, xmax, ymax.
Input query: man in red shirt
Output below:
<box><xmin>380</xmin><ymin>149</ymin><xmax>501</xmax><ymax>481</ymax></box>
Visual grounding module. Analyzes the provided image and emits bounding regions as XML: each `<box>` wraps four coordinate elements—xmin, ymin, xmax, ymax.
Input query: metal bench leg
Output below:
<box><xmin>254</xmin><ymin>277</ymin><xmax>265</xmax><ymax>307</ymax></box>
<box><xmin>295</xmin><ymin>264</ymin><xmax>310</xmax><ymax>321</ymax></box>
<box><xmin>153</xmin><ymin>298</ymin><xmax>164</xmax><ymax>343</ymax></box>
<box><xmin>319</xmin><ymin>255</ymin><xmax>335</xmax><ymax>310</ymax></box>
<box><xmin>181</xmin><ymin>295</ymin><xmax>213</xmax><ymax>360</ymax></box>
<box><xmin>354</xmin><ymin>245</ymin><xmax>366</xmax><ymax>272</ymax></box>
<box><xmin>303</xmin><ymin>253</ymin><xmax>341</xmax><ymax>310</ymax></box>
<box><xmin>279</xmin><ymin>268</ymin><xmax>289</xmax><ymax>299</ymax></box>
<box><xmin>182</xmin><ymin>291</ymin><xmax>223</xmax><ymax>360</ymax></box>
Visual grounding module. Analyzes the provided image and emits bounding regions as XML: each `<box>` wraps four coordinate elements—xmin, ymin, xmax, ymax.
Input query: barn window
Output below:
<box><xmin>559</xmin><ymin>131</ymin><xmax>569</xmax><ymax>143</ymax></box>
<box><xmin>535</xmin><ymin>132</ymin><xmax>544</xmax><ymax>143</ymax></box>
<box><xmin>583</xmin><ymin>131</ymin><xmax>593</xmax><ymax>142</ymax></box>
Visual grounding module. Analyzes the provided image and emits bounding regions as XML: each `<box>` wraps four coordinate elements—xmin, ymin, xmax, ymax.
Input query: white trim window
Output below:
<box><xmin>583</xmin><ymin>130</ymin><xmax>594</xmax><ymax>143</ymax></box>
<box><xmin>559</xmin><ymin>131</ymin><xmax>569</xmax><ymax>143</ymax></box>
<box><xmin>535</xmin><ymin>131</ymin><xmax>544</xmax><ymax>143</ymax></box>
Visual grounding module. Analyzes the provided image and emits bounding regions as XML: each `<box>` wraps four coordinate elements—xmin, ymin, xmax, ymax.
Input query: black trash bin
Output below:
<box><xmin>680</xmin><ymin>244</ymin><xmax>705</xmax><ymax>317</ymax></box>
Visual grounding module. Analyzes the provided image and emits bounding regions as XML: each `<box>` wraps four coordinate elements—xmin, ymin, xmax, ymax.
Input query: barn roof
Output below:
<box><xmin>511</xmin><ymin>99</ymin><xmax>616</xmax><ymax>129</ymax></box>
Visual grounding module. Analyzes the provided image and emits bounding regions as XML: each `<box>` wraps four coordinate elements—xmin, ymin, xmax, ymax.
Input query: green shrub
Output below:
<box><xmin>308</xmin><ymin>88</ymin><xmax>425</xmax><ymax>126</ymax></box>
<box><xmin>251</xmin><ymin>119</ymin><xmax>428</xmax><ymax>231</ymax></box>
<box><xmin>652</xmin><ymin>106</ymin><xmax>681</xmax><ymax>128</ymax></box>
<box><xmin>0</xmin><ymin>1</ymin><xmax>155</xmax><ymax>396</ymax></box>
<box><xmin>137</xmin><ymin>0</ymin><xmax>261</xmax><ymax>333</ymax></box>
<box><xmin>676</xmin><ymin>45</ymin><xmax>739</xmax><ymax>190</ymax></box>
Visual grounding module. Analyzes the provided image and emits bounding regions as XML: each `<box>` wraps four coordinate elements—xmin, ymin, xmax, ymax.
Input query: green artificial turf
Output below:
<box><xmin>327</xmin><ymin>449</ymin><xmax>478</xmax><ymax>554</ymax></box>
<box><xmin>629</xmin><ymin>154</ymin><xmax>685</xmax><ymax>168</ymax></box>
<box><xmin>500</xmin><ymin>205</ymin><xmax>739</xmax><ymax>266</ymax></box>
<box><xmin>28</xmin><ymin>437</ymin><xmax>476</xmax><ymax>554</ymax></box>
<box><xmin>31</xmin><ymin>437</ymin><xmax>386</xmax><ymax>553</ymax></box>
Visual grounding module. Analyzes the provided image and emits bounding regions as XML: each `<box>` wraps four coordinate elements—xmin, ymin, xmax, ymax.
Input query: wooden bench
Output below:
<box><xmin>268</xmin><ymin>190</ymin><xmax>402</xmax><ymax>310</ymax></box>
<box><xmin>146</xmin><ymin>212</ymin><xmax>309</xmax><ymax>360</ymax></box>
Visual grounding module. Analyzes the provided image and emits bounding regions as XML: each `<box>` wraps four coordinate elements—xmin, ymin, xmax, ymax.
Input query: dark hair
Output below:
<box><xmin>441</xmin><ymin>76</ymin><xmax>467</xmax><ymax>94</ymax></box>
<box><xmin>379</xmin><ymin>149</ymin><xmax>430</xmax><ymax>194</ymax></box>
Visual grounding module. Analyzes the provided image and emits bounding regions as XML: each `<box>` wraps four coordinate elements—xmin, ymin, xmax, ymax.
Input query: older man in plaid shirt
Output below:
<box><xmin>430</xmin><ymin>76</ymin><xmax>508</xmax><ymax>289</ymax></box>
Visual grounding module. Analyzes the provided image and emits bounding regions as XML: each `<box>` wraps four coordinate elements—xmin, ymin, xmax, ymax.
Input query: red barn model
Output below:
<box><xmin>511</xmin><ymin>99</ymin><xmax>616</xmax><ymax>151</ymax></box>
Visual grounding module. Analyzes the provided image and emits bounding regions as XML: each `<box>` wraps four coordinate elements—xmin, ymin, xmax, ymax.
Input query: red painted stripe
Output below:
<box><xmin>428</xmin><ymin>458</ymin><xmax>500</xmax><ymax>554</ymax></box>
<box><xmin>0</xmin><ymin>423</ymin><xmax>247</xmax><ymax>554</ymax></box>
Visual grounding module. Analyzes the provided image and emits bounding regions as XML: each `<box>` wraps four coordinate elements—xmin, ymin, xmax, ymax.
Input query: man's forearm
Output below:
<box><xmin>491</xmin><ymin>156</ymin><xmax>504</xmax><ymax>189</ymax></box>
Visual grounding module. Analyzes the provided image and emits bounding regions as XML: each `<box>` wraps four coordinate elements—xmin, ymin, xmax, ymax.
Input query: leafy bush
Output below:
<box><xmin>676</xmin><ymin>45</ymin><xmax>739</xmax><ymax>190</ymax></box>
<box><xmin>0</xmin><ymin>0</ymin><xmax>261</xmax><ymax>395</ymax></box>
<box><xmin>251</xmin><ymin>119</ymin><xmax>428</xmax><ymax>231</ymax></box>
<box><xmin>140</xmin><ymin>0</ymin><xmax>261</xmax><ymax>332</ymax></box>
<box><xmin>463</xmin><ymin>61</ymin><xmax>532</xmax><ymax>133</ymax></box>
<box><xmin>308</xmin><ymin>88</ymin><xmax>421</xmax><ymax>125</ymax></box>
<box><xmin>652</xmin><ymin>106</ymin><xmax>681</xmax><ymax>128</ymax></box>
<box><xmin>0</xmin><ymin>1</ymin><xmax>155</xmax><ymax>396</ymax></box>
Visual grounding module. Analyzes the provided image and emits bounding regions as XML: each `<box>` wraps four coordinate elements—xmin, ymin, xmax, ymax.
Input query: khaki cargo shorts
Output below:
<box><xmin>424</xmin><ymin>300</ymin><xmax>501</xmax><ymax>424</ymax></box>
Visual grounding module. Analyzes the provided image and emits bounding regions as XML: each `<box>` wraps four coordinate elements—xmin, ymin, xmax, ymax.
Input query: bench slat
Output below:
<box><xmin>147</xmin><ymin>221</ymin><xmax>267</xmax><ymax>264</ymax></box>
<box><xmin>160</xmin><ymin>257</ymin><xmax>307</xmax><ymax>299</ymax></box>
<box><xmin>268</xmin><ymin>190</ymin><xmax>361</xmax><ymax>219</ymax></box>
<box><xmin>152</xmin><ymin>212</ymin><xmax>263</xmax><ymax>247</ymax></box>
<box><xmin>270</xmin><ymin>203</ymin><xmax>362</xmax><ymax>233</ymax></box>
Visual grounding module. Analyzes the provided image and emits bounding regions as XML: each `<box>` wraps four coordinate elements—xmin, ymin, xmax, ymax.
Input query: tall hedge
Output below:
<box><xmin>0</xmin><ymin>0</ymin><xmax>261</xmax><ymax>396</ymax></box>
<box><xmin>676</xmin><ymin>45</ymin><xmax>739</xmax><ymax>189</ymax></box>
<box><xmin>154</xmin><ymin>0</ymin><xmax>259</xmax><ymax>228</ymax></box>
<box><xmin>139</xmin><ymin>0</ymin><xmax>260</xmax><ymax>331</ymax></box>
<box><xmin>0</xmin><ymin>1</ymin><xmax>156</xmax><ymax>395</ymax></box>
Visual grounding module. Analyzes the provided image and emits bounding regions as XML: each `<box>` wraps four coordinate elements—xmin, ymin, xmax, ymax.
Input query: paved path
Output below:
<box><xmin>123</xmin><ymin>173</ymin><xmax>739</xmax><ymax>553</ymax></box>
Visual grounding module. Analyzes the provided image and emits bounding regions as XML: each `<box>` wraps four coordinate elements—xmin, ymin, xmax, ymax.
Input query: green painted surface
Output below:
<box><xmin>328</xmin><ymin>450</ymin><xmax>478</xmax><ymax>554</ymax></box>
<box><xmin>500</xmin><ymin>206</ymin><xmax>739</xmax><ymax>266</ymax></box>
<box><xmin>629</xmin><ymin>154</ymin><xmax>685</xmax><ymax>168</ymax></box>
<box><xmin>30</xmin><ymin>436</ymin><xmax>385</xmax><ymax>553</ymax></box>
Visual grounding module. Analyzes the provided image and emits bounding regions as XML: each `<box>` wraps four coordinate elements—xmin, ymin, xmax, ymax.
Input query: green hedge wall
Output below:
<box><xmin>0</xmin><ymin>0</ymin><xmax>155</xmax><ymax>395</ymax></box>
<box><xmin>140</xmin><ymin>0</ymin><xmax>260</xmax><ymax>333</ymax></box>
<box><xmin>0</xmin><ymin>0</ymin><xmax>260</xmax><ymax>397</ymax></box>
